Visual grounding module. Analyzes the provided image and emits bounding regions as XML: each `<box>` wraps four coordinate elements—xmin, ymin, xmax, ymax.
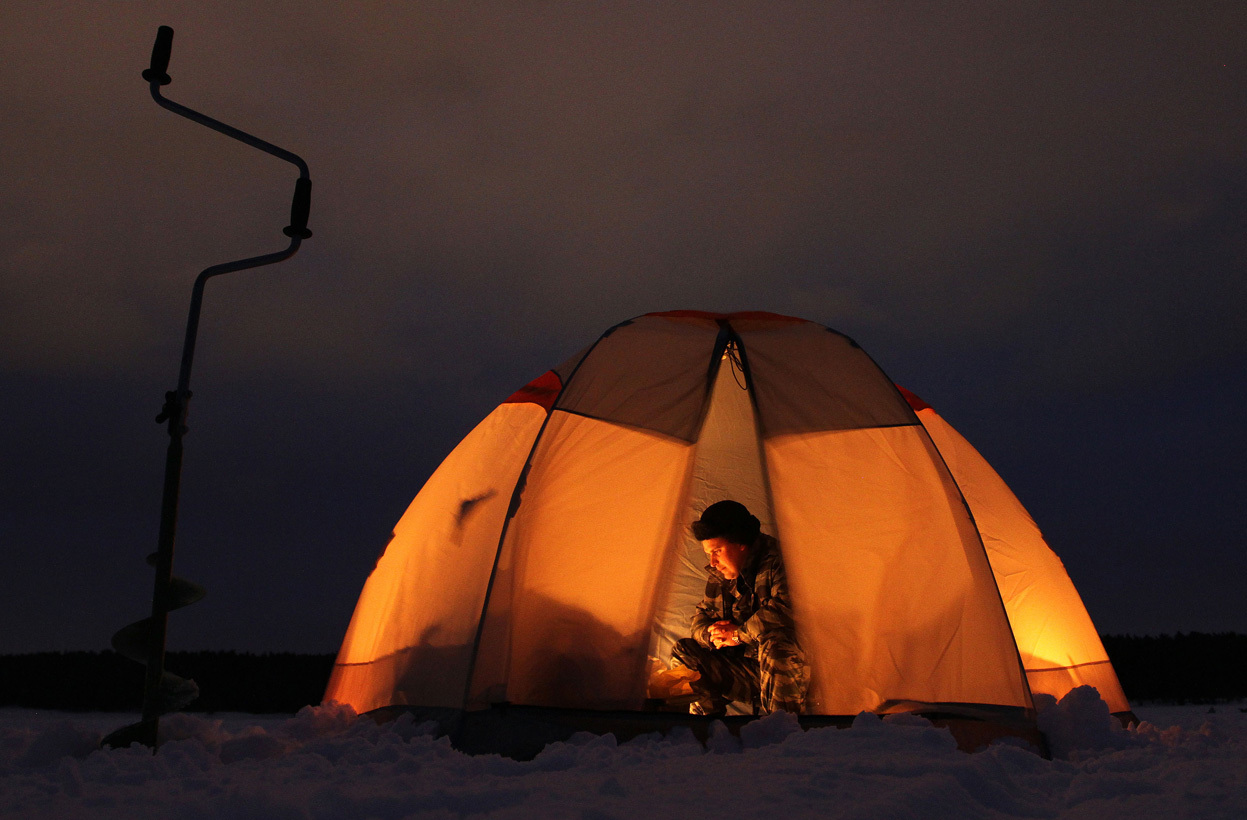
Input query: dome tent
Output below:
<box><xmin>325</xmin><ymin>311</ymin><xmax>1130</xmax><ymax>752</ymax></box>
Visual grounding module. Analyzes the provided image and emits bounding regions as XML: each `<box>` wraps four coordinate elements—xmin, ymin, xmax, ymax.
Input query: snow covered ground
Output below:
<box><xmin>2</xmin><ymin>689</ymin><xmax>1244</xmax><ymax>819</ymax></box>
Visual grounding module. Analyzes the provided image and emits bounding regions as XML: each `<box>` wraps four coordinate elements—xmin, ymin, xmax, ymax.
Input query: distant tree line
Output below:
<box><xmin>1100</xmin><ymin>632</ymin><xmax>1247</xmax><ymax>704</ymax></box>
<box><xmin>0</xmin><ymin>651</ymin><xmax>335</xmax><ymax>713</ymax></box>
<box><xmin>0</xmin><ymin>633</ymin><xmax>1243</xmax><ymax>713</ymax></box>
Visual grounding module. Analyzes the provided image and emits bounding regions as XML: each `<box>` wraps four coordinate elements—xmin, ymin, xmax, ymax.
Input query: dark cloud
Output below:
<box><xmin>2</xmin><ymin>2</ymin><xmax>1245</xmax><ymax>653</ymax></box>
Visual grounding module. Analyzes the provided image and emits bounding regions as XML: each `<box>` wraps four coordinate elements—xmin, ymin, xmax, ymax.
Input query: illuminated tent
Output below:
<box><xmin>325</xmin><ymin>311</ymin><xmax>1130</xmax><ymax>744</ymax></box>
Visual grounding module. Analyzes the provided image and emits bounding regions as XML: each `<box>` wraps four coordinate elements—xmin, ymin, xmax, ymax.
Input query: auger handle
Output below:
<box><xmin>285</xmin><ymin>177</ymin><xmax>313</xmax><ymax>239</ymax></box>
<box><xmin>143</xmin><ymin>26</ymin><xmax>174</xmax><ymax>86</ymax></box>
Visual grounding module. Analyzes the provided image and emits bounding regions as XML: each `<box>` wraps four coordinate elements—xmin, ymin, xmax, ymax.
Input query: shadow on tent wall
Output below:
<box><xmin>327</xmin><ymin>592</ymin><xmax>653</xmax><ymax>714</ymax></box>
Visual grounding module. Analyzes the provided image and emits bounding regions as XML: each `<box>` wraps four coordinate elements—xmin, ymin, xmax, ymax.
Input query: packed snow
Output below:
<box><xmin>2</xmin><ymin>688</ymin><xmax>1244</xmax><ymax>819</ymax></box>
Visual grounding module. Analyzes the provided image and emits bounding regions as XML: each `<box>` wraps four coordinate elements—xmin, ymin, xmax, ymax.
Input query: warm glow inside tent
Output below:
<box><xmin>325</xmin><ymin>311</ymin><xmax>1130</xmax><ymax>737</ymax></box>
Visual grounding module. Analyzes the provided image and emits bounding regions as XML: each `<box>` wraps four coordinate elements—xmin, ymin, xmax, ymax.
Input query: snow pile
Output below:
<box><xmin>1036</xmin><ymin>685</ymin><xmax>1134</xmax><ymax>759</ymax></box>
<box><xmin>2</xmin><ymin>692</ymin><xmax>1245</xmax><ymax>819</ymax></box>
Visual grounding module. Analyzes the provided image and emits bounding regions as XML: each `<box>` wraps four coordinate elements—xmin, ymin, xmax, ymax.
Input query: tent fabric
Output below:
<box><xmin>552</xmin><ymin>315</ymin><xmax>721</xmax><ymax>441</ymax></box>
<box><xmin>467</xmin><ymin>410</ymin><xmax>694</xmax><ymax>710</ymax></box>
<box><xmin>737</xmin><ymin>321</ymin><xmax>917</xmax><ymax>436</ymax></box>
<box><xmin>326</xmin><ymin>311</ymin><xmax>1130</xmax><ymax>723</ymax></box>
<box><xmin>766</xmin><ymin>425</ymin><xmax>1032</xmax><ymax>715</ymax></box>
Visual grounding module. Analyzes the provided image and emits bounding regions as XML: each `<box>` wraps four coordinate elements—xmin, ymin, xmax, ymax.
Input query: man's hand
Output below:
<box><xmin>709</xmin><ymin>620</ymin><xmax>742</xmax><ymax>648</ymax></box>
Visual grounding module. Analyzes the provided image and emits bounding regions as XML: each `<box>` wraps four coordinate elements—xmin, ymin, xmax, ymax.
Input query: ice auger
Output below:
<box><xmin>103</xmin><ymin>26</ymin><xmax>313</xmax><ymax>750</ymax></box>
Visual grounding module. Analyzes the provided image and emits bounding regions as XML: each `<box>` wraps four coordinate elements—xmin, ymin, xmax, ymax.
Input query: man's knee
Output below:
<box><xmin>671</xmin><ymin>638</ymin><xmax>707</xmax><ymax>668</ymax></box>
<box><xmin>756</xmin><ymin>633</ymin><xmax>804</xmax><ymax>665</ymax></box>
<box><xmin>756</xmin><ymin>633</ymin><xmax>808</xmax><ymax>690</ymax></box>
<box><xmin>755</xmin><ymin>633</ymin><xmax>808</xmax><ymax>713</ymax></box>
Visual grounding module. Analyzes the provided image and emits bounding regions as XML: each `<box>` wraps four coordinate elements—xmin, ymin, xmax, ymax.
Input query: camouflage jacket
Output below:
<box><xmin>691</xmin><ymin>534</ymin><xmax>797</xmax><ymax>654</ymax></box>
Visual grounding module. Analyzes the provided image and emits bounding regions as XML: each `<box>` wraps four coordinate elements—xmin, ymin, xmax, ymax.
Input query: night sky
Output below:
<box><xmin>3</xmin><ymin>3</ymin><xmax>1244</xmax><ymax>656</ymax></box>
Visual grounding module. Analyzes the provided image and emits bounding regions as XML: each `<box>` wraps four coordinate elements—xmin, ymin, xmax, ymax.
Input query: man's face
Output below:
<box><xmin>701</xmin><ymin>537</ymin><xmax>750</xmax><ymax>580</ymax></box>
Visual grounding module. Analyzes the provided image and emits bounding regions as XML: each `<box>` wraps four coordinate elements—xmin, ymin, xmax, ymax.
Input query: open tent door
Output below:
<box><xmin>648</xmin><ymin>341</ymin><xmax>775</xmax><ymax>680</ymax></box>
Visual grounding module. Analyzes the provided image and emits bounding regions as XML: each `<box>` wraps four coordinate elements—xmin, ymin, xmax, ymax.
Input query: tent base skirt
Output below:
<box><xmin>363</xmin><ymin>702</ymin><xmax>1047</xmax><ymax>759</ymax></box>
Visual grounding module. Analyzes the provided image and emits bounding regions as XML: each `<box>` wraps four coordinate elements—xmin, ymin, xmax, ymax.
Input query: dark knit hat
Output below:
<box><xmin>691</xmin><ymin>500</ymin><xmax>761</xmax><ymax>545</ymax></box>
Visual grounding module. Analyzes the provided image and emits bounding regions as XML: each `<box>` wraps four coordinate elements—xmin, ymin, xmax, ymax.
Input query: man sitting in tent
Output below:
<box><xmin>671</xmin><ymin>500</ymin><xmax>809</xmax><ymax>716</ymax></box>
